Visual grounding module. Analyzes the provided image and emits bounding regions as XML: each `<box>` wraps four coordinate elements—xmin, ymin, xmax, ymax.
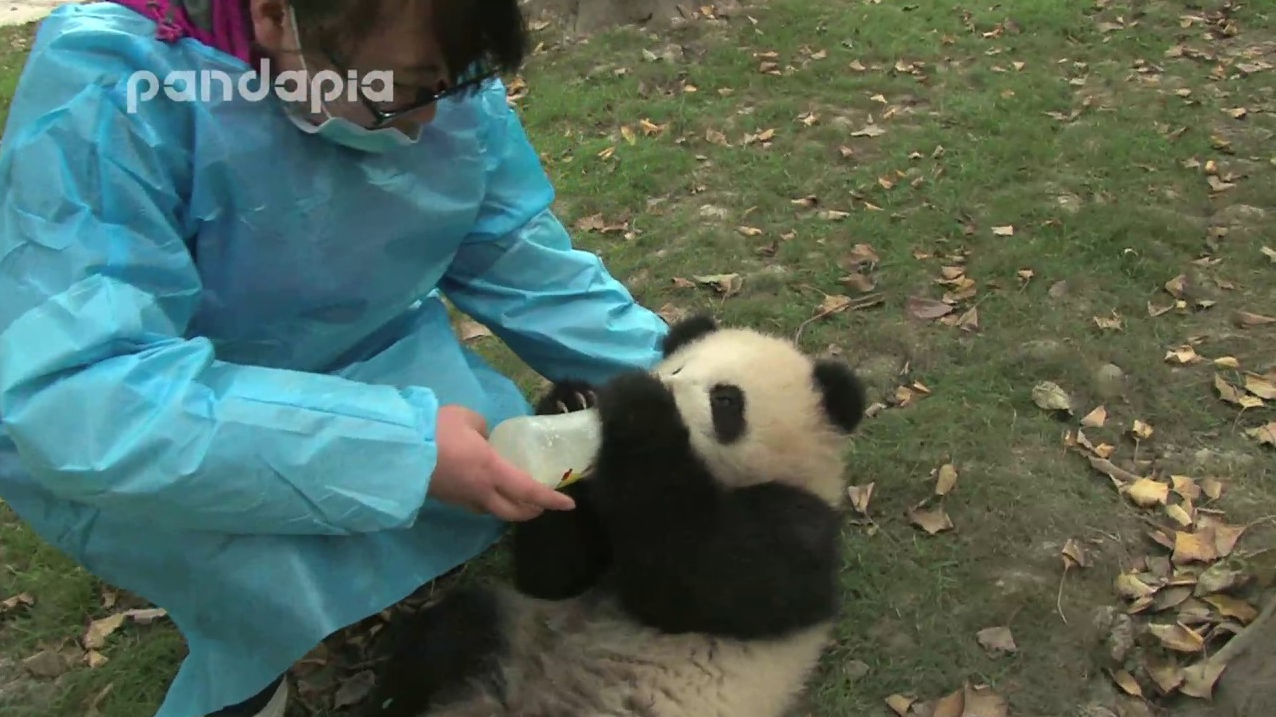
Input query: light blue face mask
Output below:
<box><xmin>282</xmin><ymin>8</ymin><xmax>421</xmax><ymax>153</ymax></box>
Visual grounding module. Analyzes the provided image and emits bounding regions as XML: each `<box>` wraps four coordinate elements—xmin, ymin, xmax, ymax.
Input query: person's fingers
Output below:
<box><xmin>442</xmin><ymin>404</ymin><xmax>489</xmax><ymax>436</ymax></box>
<box><xmin>481</xmin><ymin>449</ymin><xmax>576</xmax><ymax>511</ymax></box>
<box><xmin>464</xmin><ymin>410</ymin><xmax>489</xmax><ymax>437</ymax></box>
<box><xmin>495</xmin><ymin>472</ymin><xmax>576</xmax><ymax>512</ymax></box>
<box><xmin>483</xmin><ymin>492</ymin><xmax>544</xmax><ymax>522</ymax></box>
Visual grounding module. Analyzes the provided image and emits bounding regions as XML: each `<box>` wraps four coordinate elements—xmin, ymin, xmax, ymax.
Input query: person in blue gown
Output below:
<box><xmin>0</xmin><ymin>1</ymin><xmax>670</xmax><ymax>715</ymax></box>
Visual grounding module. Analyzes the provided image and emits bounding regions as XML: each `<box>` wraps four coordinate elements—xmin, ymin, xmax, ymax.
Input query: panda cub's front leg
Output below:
<box><xmin>510</xmin><ymin>379</ymin><xmax>611</xmax><ymax>601</ymax></box>
<box><xmin>589</xmin><ymin>370</ymin><xmax>713</xmax><ymax>511</ymax></box>
<box><xmin>532</xmin><ymin>379</ymin><xmax>597</xmax><ymax>416</ymax></box>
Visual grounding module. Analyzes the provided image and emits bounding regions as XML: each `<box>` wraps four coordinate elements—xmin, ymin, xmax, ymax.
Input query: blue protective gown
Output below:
<box><xmin>0</xmin><ymin>5</ymin><xmax>668</xmax><ymax>716</ymax></box>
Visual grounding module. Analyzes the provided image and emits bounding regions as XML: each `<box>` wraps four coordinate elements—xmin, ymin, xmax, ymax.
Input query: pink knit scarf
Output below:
<box><xmin>107</xmin><ymin>0</ymin><xmax>258</xmax><ymax>66</ymax></box>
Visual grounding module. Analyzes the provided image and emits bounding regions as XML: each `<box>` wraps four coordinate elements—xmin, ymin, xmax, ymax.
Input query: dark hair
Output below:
<box><xmin>288</xmin><ymin>0</ymin><xmax>530</xmax><ymax>84</ymax></box>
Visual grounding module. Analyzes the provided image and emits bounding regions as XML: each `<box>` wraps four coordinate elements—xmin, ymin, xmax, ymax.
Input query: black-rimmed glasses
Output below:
<box><xmin>321</xmin><ymin>49</ymin><xmax>497</xmax><ymax>128</ymax></box>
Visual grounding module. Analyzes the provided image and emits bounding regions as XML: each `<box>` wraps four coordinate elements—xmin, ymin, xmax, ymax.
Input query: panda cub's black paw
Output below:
<box><xmin>595</xmin><ymin>371</ymin><xmax>687</xmax><ymax>446</ymax></box>
<box><xmin>534</xmin><ymin>379</ymin><xmax>598</xmax><ymax>416</ymax></box>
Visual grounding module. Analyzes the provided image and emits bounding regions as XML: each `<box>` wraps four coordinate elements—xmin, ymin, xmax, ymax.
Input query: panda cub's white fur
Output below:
<box><xmin>367</xmin><ymin>314</ymin><xmax>868</xmax><ymax>717</ymax></box>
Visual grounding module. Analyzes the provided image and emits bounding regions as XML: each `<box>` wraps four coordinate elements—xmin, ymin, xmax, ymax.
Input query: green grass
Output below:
<box><xmin>3</xmin><ymin>1</ymin><xmax>1276</xmax><ymax>716</ymax></box>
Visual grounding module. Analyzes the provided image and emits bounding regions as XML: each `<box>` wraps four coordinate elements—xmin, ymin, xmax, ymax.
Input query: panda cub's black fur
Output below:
<box><xmin>366</xmin><ymin>314</ymin><xmax>867</xmax><ymax>717</ymax></box>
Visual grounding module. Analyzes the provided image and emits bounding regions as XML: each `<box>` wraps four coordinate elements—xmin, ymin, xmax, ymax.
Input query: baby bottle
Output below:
<box><xmin>487</xmin><ymin>408</ymin><xmax>602</xmax><ymax>490</ymax></box>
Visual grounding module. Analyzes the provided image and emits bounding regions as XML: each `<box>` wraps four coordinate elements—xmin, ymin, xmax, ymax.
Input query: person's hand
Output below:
<box><xmin>428</xmin><ymin>405</ymin><xmax>576</xmax><ymax>521</ymax></box>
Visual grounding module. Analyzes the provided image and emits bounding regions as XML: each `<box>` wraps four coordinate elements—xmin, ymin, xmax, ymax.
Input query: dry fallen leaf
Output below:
<box><xmin>1201</xmin><ymin>477</ymin><xmax>1224</xmax><ymax>500</ymax></box>
<box><xmin>1202</xmin><ymin>594</ymin><xmax>1258</xmax><ymax>623</ymax></box>
<box><xmin>1116</xmin><ymin>572</ymin><xmax>1157</xmax><ymax>600</ymax></box>
<box><xmin>1146</xmin><ymin>656</ymin><xmax>1185</xmax><ymax>694</ymax></box>
<box><xmin>692</xmin><ymin>273</ymin><xmax>743</xmax><ymax>297</ymax></box>
<box><xmin>1061</xmin><ymin>538</ymin><xmax>1089</xmax><ymax>569</ymax></box>
<box><xmin>818</xmin><ymin>295</ymin><xmax>853</xmax><ymax>314</ymax></box>
<box><xmin>1032</xmin><ymin>381</ymin><xmax>1073</xmax><ymax>414</ymax></box>
<box><xmin>935</xmin><ymin>463</ymin><xmax>959</xmax><ymax>495</ymax></box>
<box><xmin>1214</xmin><ymin>374</ymin><xmax>1264</xmax><ymax>409</ymax></box>
<box><xmin>1</xmin><ymin>592</ymin><xmax>34</xmax><ymax>614</ymax></box>
<box><xmin>1233</xmin><ymin>310</ymin><xmax>1276</xmax><ymax>328</ymax></box>
<box><xmin>906</xmin><ymin>296</ymin><xmax>955</xmax><ymax>320</ymax></box>
<box><xmin>1093</xmin><ymin>312</ymin><xmax>1124</xmax><ymax>331</ymax></box>
<box><xmin>1246</xmin><ymin>421</ymin><xmax>1276</xmax><ymax>447</ymax></box>
<box><xmin>1165</xmin><ymin>345</ymin><xmax>1203</xmax><ymax>365</ymax></box>
<box><xmin>908</xmin><ymin>504</ymin><xmax>954</xmax><ymax>535</ymax></box>
<box><xmin>840</xmin><ymin>272</ymin><xmax>878</xmax><ymax>293</ymax></box>
<box><xmin>1149</xmin><ymin>622</ymin><xmax>1206</xmax><ymax>653</ymax></box>
<box><xmin>1165</xmin><ymin>274</ymin><xmax>1188</xmax><ymax>299</ymax></box>
<box><xmin>1126</xmin><ymin>479</ymin><xmax>1170</xmax><ymax>507</ymax></box>
<box><xmin>124</xmin><ymin>608</ymin><xmax>168</xmax><ymax>625</ymax></box>
<box><xmin>1131</xmin><ymin>420</ymin><xmax>1154</xmax><ymax>440</ymax></box>
<box><xmin>841</xmin><ymin>243</ymin><xmax>881</xmax><ymax>269</ymax></box>
<box><xmin>656</xmin><ymin>303</ymin><xmax>687</xmax><ymax>325</ymax></box>
<box><xmin>1173</xmin><ymin>530</ymin><xmax>1220</xmax><ymax>564</ymax></box>
<box><xmin>847</xmin><ymin>483</ymin><xmax>875</xmax><ymax>516</ymax></box>
<box><xmin>933</xmin><ymin>689</ymin><xmax>965</xmax><ymax>717</ymax></box>
<box><xmin>1172</xmin><ymin>475</ymin><xmax>1201</xmax><ymax>501</ymax></box>
<box><xmin>886</xmin><ymin>694</ymin><xmax>915</xmax><ymax>716</ymax></box>
<box><xmin>1180</xmin><ymin>659</ymin><xmax>1228</xmax><ymax>699</ymax></box>
<box><xmin>1085</xmin><ymin>455</ymin><xmax>1141</xmax><ymax>485</ymax></box>
<box><xmin>1111</xmin><ymin>669</ymin><xmax>1144</xmax><ymax>698</ymax></box>
<box><xmin>1244</xmin><ymin>373</ymin><xmax>1276</xmax><ymax>400</ymax></box>
<box><xmin>1196</xmin><ymin>562</ymin><xmax>1248</xmax><ymax>595</ymax></box>
<box><xmin>976</xmin><ymin>626</ymin><xmax>1017</xmax><ymax>656</ymax></box>
<box><xmin>83</xmin><ymin>614</ymin><xmax>127</xmax><ymax>651</ymax></box>
<box><xmin>961</xmin><ymin>683</ymin><xmax>1008</xmax><ymax>717</ymax></box>
<box><xmin>1165</xmin><ymin>503</ymin><xmax>1194</xmax><ymax>528</ymax></box>
<box><xmin>852</xmin><ymin>124</ymin><xmax>887</xmax><ymax>138</ymax></box>
<box><xmin>1213</xmin><ymin>524</ymin><xmax>1246</xmax><ymax>557</ymax></box>
<box><xmin>1154</xmin><ymin>586</ymin><xmax>1194</xmax><ymax>612</ymax></box>
<box><xmin>1081</xmin><ymin>406</ymin><xmax>1107</xmax><ymax>428</ymax></box>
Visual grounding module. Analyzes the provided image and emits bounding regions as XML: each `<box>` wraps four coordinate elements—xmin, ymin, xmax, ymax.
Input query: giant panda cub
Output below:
<box><xmin>366</xmin><ymin>314</ymin><xmax>867</xmax><ymax>717</ymax></box>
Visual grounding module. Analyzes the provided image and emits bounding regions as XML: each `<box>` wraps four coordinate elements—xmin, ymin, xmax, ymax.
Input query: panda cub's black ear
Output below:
<box><xmin>812</xmin><ymin>359</ymin><xmax>867</xmax><ymax>434</ymax></box>
<box><xmin>661</xmin><ymin>314</ymin><xmax>719</xmax><ymax>357</ymax></box>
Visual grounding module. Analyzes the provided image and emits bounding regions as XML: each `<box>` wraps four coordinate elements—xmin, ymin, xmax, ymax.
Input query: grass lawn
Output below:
<box><xmin>2</xmin><ymin>1</ymin><xmax>1275</xmax><ymax>716</ymax></box>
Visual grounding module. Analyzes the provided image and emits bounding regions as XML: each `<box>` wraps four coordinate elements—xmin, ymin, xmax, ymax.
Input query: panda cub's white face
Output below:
<box><xmin>653</xmin><ymin>327</ymin><xmax>850</xmax><ymax>508</ymax></box>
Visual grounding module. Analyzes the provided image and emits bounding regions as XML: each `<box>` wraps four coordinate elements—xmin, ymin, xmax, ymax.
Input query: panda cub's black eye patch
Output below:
<box><xmin>709</xmin><ymin>383</ymin><xmax>746</xmax><ymax>444</ymax></box>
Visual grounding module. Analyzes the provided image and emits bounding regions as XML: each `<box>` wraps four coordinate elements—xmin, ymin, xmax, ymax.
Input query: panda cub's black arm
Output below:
<box><xmin>510</xmin><ymin>479</ymin><xmax>611</xmax><ymax>600</ymax></box>
<box><xmin>609</xmin><ymin>480</ymin><xmax>842</xmax><ymax>639</ymax></box>
<box><xmin>510</xmin><ymin>379</ymin><xmax>612</xmax><ymax>600</ymax></box>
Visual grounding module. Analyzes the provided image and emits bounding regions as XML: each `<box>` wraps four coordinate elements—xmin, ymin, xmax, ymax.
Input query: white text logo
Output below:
<box><xmin>125</xmin><ymin>59</ymin><xmax>393</xmax><ymax>114</ymax></box>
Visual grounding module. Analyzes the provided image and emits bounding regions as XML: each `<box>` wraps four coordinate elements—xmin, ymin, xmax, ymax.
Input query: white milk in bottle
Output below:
<box><xmin>487</xmin><ymin>408</ymin><xmax>602</xmax><ymax>489</ymax></box>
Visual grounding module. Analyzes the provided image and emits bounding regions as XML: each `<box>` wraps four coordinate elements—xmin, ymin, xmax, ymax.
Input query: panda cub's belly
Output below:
<box><xmin>430</xmin><ymin>588</ymin><xmax>831</xmax><ymax>717</ymax></box>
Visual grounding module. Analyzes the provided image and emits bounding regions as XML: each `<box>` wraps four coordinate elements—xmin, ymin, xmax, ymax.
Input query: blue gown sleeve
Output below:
<box><xmin>0</xmin><ymin>42</ymin><xmax>441</xmax><ymax>537</ymax></box>
<box><xmin>438</xmin><ymin>81</ymin><xmax>670</xmax><ymax>385</ymax></box>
